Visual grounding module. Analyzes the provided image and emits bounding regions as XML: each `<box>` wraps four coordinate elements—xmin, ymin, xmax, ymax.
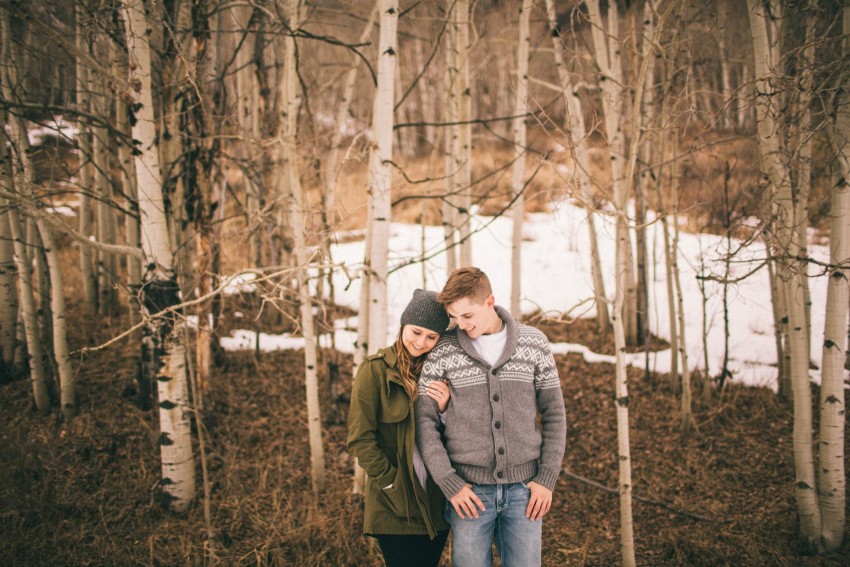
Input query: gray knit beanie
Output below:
<box><xmin>400</xmin><ymin>289</ymin><xmax>449</xmax><ymax>334</ymax></box>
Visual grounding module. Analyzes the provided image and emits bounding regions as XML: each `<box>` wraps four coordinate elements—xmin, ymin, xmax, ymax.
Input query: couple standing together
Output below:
<box><xmin>348</xmin><ymin>267</ymin><xmax>567</xmax><ymax>567</ymax></box>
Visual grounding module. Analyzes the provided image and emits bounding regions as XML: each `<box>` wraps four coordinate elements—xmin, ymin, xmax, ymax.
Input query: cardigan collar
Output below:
<box><xmin>456</xmin><ymin>305</ymin><xmax>519</xmax><ymax>370</ymax></box>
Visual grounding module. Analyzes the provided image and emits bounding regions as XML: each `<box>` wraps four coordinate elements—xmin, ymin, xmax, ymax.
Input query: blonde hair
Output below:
<box><xmin>395</xmin><ymin>330</ymin><xmax>424</xmax><ymax>400</ymax></box>
<box><xmin>437</xmin><ymin>267</ymin><xmax>492</xmax><ymax>305</ymax></box>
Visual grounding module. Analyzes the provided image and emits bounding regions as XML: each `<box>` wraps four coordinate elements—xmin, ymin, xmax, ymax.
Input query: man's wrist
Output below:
<box><xmin>532</xmin><ymin>467</ymin><xmax>559</xmax><ymax>491</ymax></box>
<box><xmin>438</xmin><ymin>473</ymin><xmax>469</xmax><ymax>499</ymax></box>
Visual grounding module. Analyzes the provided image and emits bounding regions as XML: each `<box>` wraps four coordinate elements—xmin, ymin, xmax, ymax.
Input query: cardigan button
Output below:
<box><xmin>496</xmin><ymin>471</ymin><xmax>504</xmax><ymax>478</ymax></box>
<box><xmin>493</xmin><ymin>394</ymin><xmax>500</xmax><ymax>402</ymax></box>
<box><xmin>498</xmin><ymin>447</ymin><xmax>505</xmax><ymax>455</ymax></box>
<box><xmin>494</xmin><ymin>421</ymin><xmax>501</xmax><ymax>429</ymax></box>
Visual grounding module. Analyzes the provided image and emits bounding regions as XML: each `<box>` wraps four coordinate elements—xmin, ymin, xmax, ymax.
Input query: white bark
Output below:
<box><xmin>116</xmin><ymin>72</ymin><xmax>141</xmax><ymax>326</ymax></box>
<box><xmin>443</xmin><ymin>0</ymin><xmax>460</xmax><ymax>273</ymax></box>
<box><xmin>510</xmin><ymin>0</ymin><xmax>531</xmax><ymax>318</ymax></box>
<box><xmin>612</xmin><ymin>204</ymin><xmax>636</xmax><ymax>567</ymax></box>
<box><xmin>0</xmin><ymin>206</ymin><xmax>18</xmax><ymax>370</ymax></box>
<box><xmin>748</xmin><ymin>0</ymin><xmax>820</xmax><ymax>544</ymax></box>
<box><xmin>457</xmin><ymin>0</ymin><xmax>473</xmax><ymax>267</ymax></box>
<box><xmin>76</xmin><ymin>1</ymin><xmax>98</xmax><ymax>314</ymax></box>
<box><xmin>93</xmin><ymin>76</ymin><xmax>117</xmax><ymax>313</ymax></box>
<box><xmin>817</xmin><ymin>5</ymin><xmax>850</xmax><ymax>551</ymax></box>
<box><xmin>366</xmin><ymin>0</ymin><xmax>398</xmax><ymax>352</ymax></box>
<box><xmin>6</xmin><ymin>204</ymin><xmax>49</xmax><ymax>411</ymax></box>
<box><xmin>123</xmin><ymin>0</ymin><xmax>196</xmax><ymax>513</ymax></box>
<box><xmin>282</xmin><ymin>0</ymin><xmax>325</xmax><ymax>494</ymax></box>
<box><xmin>718</xmin><ymin>2</ymin><xmax>733</xmax><ymax>130</ymax></box>
<box><xmin>36</xmin><ymin>221</ymin><xmax>75</xmax><ymax>418</ymax></box>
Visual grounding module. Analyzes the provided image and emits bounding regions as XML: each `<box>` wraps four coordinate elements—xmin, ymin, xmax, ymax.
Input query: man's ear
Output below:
<box><xmin>486</xmin><ymin>294</ymin><xmax>495</xmax><ymax>308</ymax></box>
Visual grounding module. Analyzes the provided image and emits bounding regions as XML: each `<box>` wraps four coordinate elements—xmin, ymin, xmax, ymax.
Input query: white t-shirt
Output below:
<box><xmin>470</xmin><ymin>320</ymin><xmax>507</xmax><ymax>366</ymax></box>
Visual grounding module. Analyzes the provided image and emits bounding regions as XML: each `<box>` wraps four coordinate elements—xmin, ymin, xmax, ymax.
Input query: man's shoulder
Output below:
<box><xmin>516</xmin><ymin>324</ymin><xmax>552</xmax><ymax>347</ymax></box>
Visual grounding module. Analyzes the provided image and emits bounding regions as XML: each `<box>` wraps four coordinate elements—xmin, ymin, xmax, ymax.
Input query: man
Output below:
<box><xmin>415</xmin><ymin>267</ymin><xmax>567</xmax><ymax>567</ymax></box>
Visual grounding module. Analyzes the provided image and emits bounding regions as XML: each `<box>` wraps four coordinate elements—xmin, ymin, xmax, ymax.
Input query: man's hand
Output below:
<box><xmin>525</xmin><ymin>481</ymin><xmax>552</xmax><ymax>521</ymax></box>
<box><xmin>450</xmin><ymin>485</ymin><xmax>486</xmax><ymax>519</ymax></box>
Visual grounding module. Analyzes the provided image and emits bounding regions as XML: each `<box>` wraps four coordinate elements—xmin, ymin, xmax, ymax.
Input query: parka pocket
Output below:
<box><xmin>376</xmin><ymin>459</ymin><xmax>409</xmax><ymax>517</ymax></box>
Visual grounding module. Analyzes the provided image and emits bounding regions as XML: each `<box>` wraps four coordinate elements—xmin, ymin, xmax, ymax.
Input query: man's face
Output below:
<box><xmin>445</xmin><ymin>294</ymin><xmax>496</xmax><ymax>340</ymax></box>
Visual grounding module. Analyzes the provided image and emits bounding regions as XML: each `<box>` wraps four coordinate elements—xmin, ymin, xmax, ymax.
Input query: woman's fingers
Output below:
<box><xmin>425</xmin><ymin>381</ymin><xmax>450</xmax><ymax>411</ymax></box>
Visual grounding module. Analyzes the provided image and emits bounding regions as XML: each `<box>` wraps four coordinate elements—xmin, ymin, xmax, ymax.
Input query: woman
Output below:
<box><xmin>347</xmin><ymin>289</ymin><xmax>452</xmax><ymax>567</ymax></box>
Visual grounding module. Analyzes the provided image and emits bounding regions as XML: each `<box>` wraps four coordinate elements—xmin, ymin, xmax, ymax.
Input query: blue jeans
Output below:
<box><xmin>445</xmin><ymin>482</ymin><xmax>542</xmax><ymax>567</ymax></box>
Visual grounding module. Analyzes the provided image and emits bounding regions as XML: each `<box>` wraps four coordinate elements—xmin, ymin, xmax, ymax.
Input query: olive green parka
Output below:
<box><xmin>347</xmin><ymin>346</ymin><xmax>449</xmax><ymax>538</ymax></box>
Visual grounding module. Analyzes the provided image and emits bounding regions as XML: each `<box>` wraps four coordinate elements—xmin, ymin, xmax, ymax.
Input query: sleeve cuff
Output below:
<box><xmin>437</xmin><ymin>473</ymin><xmax>468</xmax><ymax>499</ymax></box>
<box><xmin>532</xmin><ymin>467</ymin><xmax>559</xmax><ymax>491</ymax></box>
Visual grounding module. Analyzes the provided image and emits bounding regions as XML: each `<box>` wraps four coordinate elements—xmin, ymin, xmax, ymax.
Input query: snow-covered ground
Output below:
<box><xmin>221</xmin><ymin>199</ymin><xmax>837</xmax><ymax>392</ymax></box>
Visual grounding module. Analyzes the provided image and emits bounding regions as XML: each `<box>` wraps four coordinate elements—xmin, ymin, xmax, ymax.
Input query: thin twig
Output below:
<box><xmin>562</xmin><ymin>469</ymin><xmax>720</xmax><ymax>522</ymax></box>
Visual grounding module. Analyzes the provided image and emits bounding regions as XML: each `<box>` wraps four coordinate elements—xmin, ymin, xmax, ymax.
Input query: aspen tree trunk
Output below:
<box><xmin>366</xmin><ymin>0</ymin><xmax>398</xmax><ymax>354</ymax></box>
<box><xmin>794</xmin><ymin>2</ymin><xmax>816</xmax><ymax>372</ymax></box>
<box><xmin>28</xmin><ymin>220</ymin><xmax>54</xmax><ymax>390</ymax></box>
<box><xmin>92</xmin><ymin>66</ymin><xmax>117</xmax><ymax>314</ymax></box>
<box><xmin>443</xmin><ymin>0</ymin><xmax>460</xmax><ymax>273</ymax></box>
<box><xmin>544</xmin><ymin>0</ymin><xmax>609</xmax><ymax>331</ymax></box>
<box><xmin>6</xmin><ymin>207</ymin><xmax>49</xmax><ymax>411</ymax></box>
<box><xmin>0</xmin><ymin>207</ymin><xmax>18</xmax><ymax>373</ymax></box>
<box><xmin>655</xmin><ymin>57</ymin><xmax>679</xmax><ymax>390</ymax></box>
<box><xmin>76</xmin><ymin>1</ymin><xmax>98</xmax><ymax>316</ymax></box>
<box><xmin>748</xmin><ymin>0</ymin><xmax>821</xmax><ymax>545</ymax></box>
<box><xmin>160</xmin><ymin>0</ymin><xmax>193</xmax><ymax>281</ymax></box>
<box><xmin>116</xmin><ymin>73</ymin><xmax>141</xmax><ymax>327</ymax></box>
<box><xmin>666</xmin><ymin>124</ymin><xmax>693</xmax><ymax>427</ymax></box>
<box><xmin>36</xmin><ymin>221</ymin><xmax>75</xmax><ymax>418</ymax></box>
<box><xmin>738</xmin><ymin>66</ymin><xmax>751</xmax><ymax>130</ymax></box>
<box><xmin>356</xmin><ymin>0</ymin><xmax>399</xmax><ymax>497</ymax></box>
<box><xmin>510</xmin><ymin>0</ymin><xmax>531</xmax><ymax>318</ymax></box>
<box><xmin>281</xmin><ymin>0</ymin><xmax>325</xmax><ymax>494</ymax></box>
<box><xmin>395</xmin><ymin>56</ymin><xmax>416</xmax><ymax>157</ymax></box>
<box><xmin>718</xmin><ymin>2</ymin><xmax>733</xmax><ymax>130</ymax></box>
<box><xmin>457</xmin><ymin>0</ymin><xmax>473</xmax><ymax>267</ymax></box>
<box><xmin>122</xmin><ymin>0</ymin><xmax>196</xmax><ymax>513</ymax></box>
<box><xmin>612</xmin><ymin>192</ymin><xmax>636</xmax><ymax>567</ymax></box>
<box><xmin>0</xmin><ymin>115</ymin><xmax>20</xmax><ymax>374</ymax></box>
<box><xmin>817</xmin><ymin>5</ymin><xmax>850</xmax><ymax>550</ymax></box>
<box><xmin>767</xmin><ymin>255</ymin><xmax>789</xmax><ymax>398</ymax></box>
<box><xmin>671</xmin><ymin>193</ymin><xmax>692</xmax><ymax>433</ymax></box>
<box><xmin>185</xmin><ymin>0</ymin><xmax>221</xmax><ymax>395</ymax></box>
<box><xmin>587</xmin><ymin>0</ymin><xmax>638</xmax><ymax>345</ymax></box>
<box><xmin>633</xmin><ymin>1</ymin><xmax>659</xmax><ymax>348</ymax></box>
<box><xmin>247</xmin><ymin>15</ymin><xmax>265</xmax><ymax>269</ymax></box>
<box><xmin>413</xmin><ymin>38</ymin><xmax>436</xmax><ymax>148</ymax></box>
<box><xmin>1</xmin><ymin>14</ymin><xmax>49</xmax><ymax>411</ymax></box>
<box><xmin>352</xmin><ymin>230</ymin><xmax>372</xmax><ymax>497</ymax></box>
<box><xmin>818</xmin><ymin>148</ymin><xmax>848</xmax><ymax>551</ymax></box>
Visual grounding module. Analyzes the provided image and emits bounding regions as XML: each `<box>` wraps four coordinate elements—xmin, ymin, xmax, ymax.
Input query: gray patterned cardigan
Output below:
<box><xmin>415</xmin><ymin>306</ymin><xmax>567</xmax><ymax>499</ymax></box>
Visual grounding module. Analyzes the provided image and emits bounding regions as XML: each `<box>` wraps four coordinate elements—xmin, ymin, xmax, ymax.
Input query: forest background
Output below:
<box><xmin>0</xmin><ymin>0</ymin><xmax>849</xmax><ymax>565</ymax></box>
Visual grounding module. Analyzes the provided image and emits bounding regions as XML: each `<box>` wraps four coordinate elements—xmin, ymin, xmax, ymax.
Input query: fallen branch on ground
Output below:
<box><xmin>562</xmin><ymin>469</ymin><xmax>722</xmax><ymax>522</ymax></box>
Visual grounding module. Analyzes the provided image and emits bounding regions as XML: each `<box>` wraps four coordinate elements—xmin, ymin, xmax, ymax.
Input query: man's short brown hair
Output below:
<box><xmin>437</xmin><ymin>267</ymin><xmax>492</xmax><ymax>305</ymax></box>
